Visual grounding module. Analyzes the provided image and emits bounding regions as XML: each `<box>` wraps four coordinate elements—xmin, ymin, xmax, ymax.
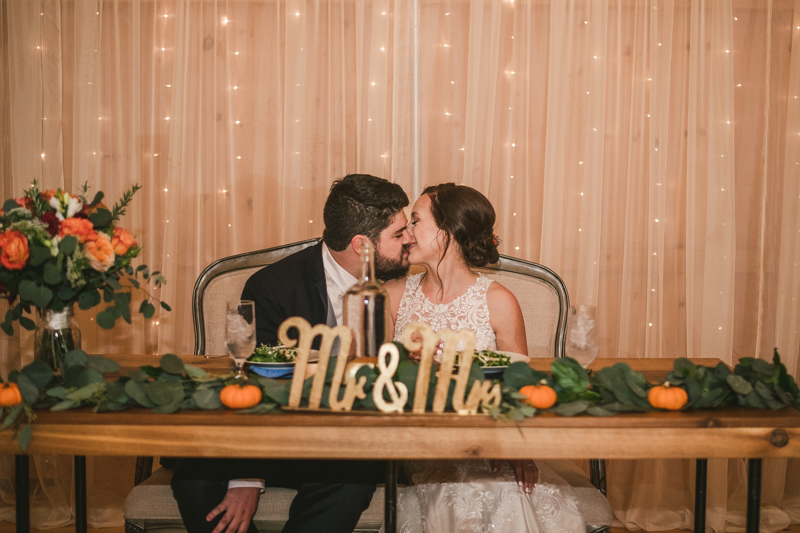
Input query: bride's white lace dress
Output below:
<box><xmin>391</xmin><ymin>273</ymin><xmax>586</xmax><ymax>533</ymax></box>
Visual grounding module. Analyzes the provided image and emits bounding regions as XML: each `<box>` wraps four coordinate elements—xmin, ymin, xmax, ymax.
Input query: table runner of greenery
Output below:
<box><xmin>2</xmin><ymin>345</ymin><xmax>798</xmax><ymax>452</ymax></box>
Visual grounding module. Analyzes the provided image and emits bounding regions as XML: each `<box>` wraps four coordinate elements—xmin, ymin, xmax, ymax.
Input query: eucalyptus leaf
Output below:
<box><xmin>96</xmin><ymin>310</ymin><xmax>116</xmax><ymax>329</ymax></box>
<box><xmin>15</xmin><ymin>375</ymin><xmax>39</xmax><ymax>404</ymax></box>
<box><xmin>90</xmin><ymin>191</ymin><xmax>104</xmax><ymax>206</ymax></box>
<box><xmin>152</xmin><ymin>400</ymin><xmax>182</xmax><ymax>414</ymax></box>
<box><xmin>745</xmin><ymin>392</ymin><xmax>767</xmax><ymax>409</ymax></box>
<box><xmin>1</xmin><ymin>405</ymin><xmax>22</xmax><ymax>429</ymax></box>
<box><xmin>87</xmin><ymin>355</ymin><xmax>121</xmax><ymax>373</ymax></box>
<box><xmin>18</xmin><ymin>424</ymin><xmax>32</xmax><ymax>453</ymax></box>
<box><xmin>160</xmin><ymin>302</ymin><xmax>172</xmax><ymax>312</ymax></box>
<box><xmin>43</xmin><ymin>262</ymin><xmax>61</xmax><ymax>285</ymax></box>
<box><xmin>58</xmin><ymin>236</ymin><xmax>78</xmax><ymax>255</ymax></box>
<box><xmin>751</xmin><ymin>359</ymin><xmax>774</xmax><ymax>377</ymax></box>
<box><xmin>29</xmin><ymin>245</ymin><xmax>51</xmax><ymax>267</ymax></box>
<box><xmin>18</xmin><ymin>280</ymin><xmax>37</xmax><ymax>302</ymax></box>
<box><xmin>257</xmin><ymin>377</ymin><xmax>290</xmax><ymax>405</ymax></box>
<box><xmin>503</xmin><ymin>362</ymin><xmax>546</xmax><ymax>391</ymax></box>
<box><xmin>235</xmin><ymin>403</ymin><xmax>278</xmax><ymax>415</ymax></box>
<box><xmin>65</xmin><ymin>382</ymin><xmax>106</xmax><ymax>402</ymax></box>
<box><xmin>89</xmin><ymin>208</ymin><xmax>113</xmax><ymax>228</ymax></box>
<box><xmin>549</xmin><ymin>401</ymin><xmax>590</xmax><ymax>417</ymax></box>
<box><xmin>50</xmin><ymin>399</ymin><xmax>79</xmax><ymax>411</ymax></box>
<box><xmin>57</xmin><ymin>286</ymin><xmax>76</xmax><ymax>301</ymax></box>
<box><xmin>726</xmin><ymin>374</ymin><xmax>753</xmax><ymax>395</ymax></box>
<box><xmin>18</xmin><ymin>317</ymin><xmax>36</xmax><ymax>331</ymax></box>
<box><xmin>32</xmin><ymin>285</ymin><xmax>53</xmax><ymax>309</ymax></box>
<box><xmin>64</xmin><ymin>349</ymin><xmax>89</xmax><ymax>368</ymax></box>
<box><xmin>194</xmin><ymin>389</ymin><xmax>222</xmax><ymax>410</ymax></box>
<box><xmin>146</xmin><ymin>380</ymin><xmax>184</xmax><ymax>406</ymax></box>
<box><xmin>2</xmin><ymin>199</ymin><xmax>20</xmax><ymax>214</ymax></box>
<box><xmin>105</xmin><ymin>381</ymin><xmax>129</xmax><ymax>404</ymax></box>
<box><xmin>78</xmin><ymin>291</ymin><xmax>97</xmax><ymax>310</ymax></box>
<box><xmin>124</xmin><ymin>380</ymin><xmax>156</xmax><ymax>407</ymax></box>
<box><xmin>184</xmin><ymin>364</ymin><xmax>207</xmax><ymax>379</ymax></box>
<box><xmin>517</xmin><ymin>405</ymin><xmax>536</xmax><ymax>418</ymax></box>
<box><xmin>673</xmin><ymin>358</ymin><xmax>697</xmax><ymax>378</ymax></box>
<box><xmin>126</xmin><ymin>369</ymin><xmax>149</xmax><ymax>382</ymax></box>
<box><xmin>160</xmin><ymin>353</ymin><xmax>185</xmax><ymax>375</ymax></box>
<box><xmin>21</xmin><ymin>360</ymin><xmax>53</xmax><ymax>388</ymax></box>
<box><xmin>106</xmin><ymin>277</ymin><xmax>123</xmax><ymax>291</ymax></box>
<box><xmin>587</xmin><ymin>405</ymin><xmax>616</xmax><ymax>417</ymax></box>
<box><xmin>46</xmin><ymin>386</ymin><xmax>67</xmax><ymax>399</ymax></box>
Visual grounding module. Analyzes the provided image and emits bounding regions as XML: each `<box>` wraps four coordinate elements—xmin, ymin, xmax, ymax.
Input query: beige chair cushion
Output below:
<box><xmin>124</xmin><ymin>467</ymin><xmax>384</xmax><ymax>532</ymax></box>
<box><xmin>202</xmin><ymin>268</ymin><xmax>263</xmax><ymax>356</ymax></box>
<box><xmin>124</xmin><ymin>464</ymin><xmax>611</xmax><ymax>531</ymax></box>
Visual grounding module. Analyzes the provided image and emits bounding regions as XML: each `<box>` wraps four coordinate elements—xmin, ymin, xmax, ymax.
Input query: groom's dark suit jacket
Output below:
<box><xmin>241</xmin><ymin>241</ymin><xmax>328</xmax><ymax>348</ymax></box>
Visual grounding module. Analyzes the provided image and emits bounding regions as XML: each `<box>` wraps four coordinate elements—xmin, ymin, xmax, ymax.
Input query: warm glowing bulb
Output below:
<box><xmin>235</xmin><ymin>120</ymin><xmax>240</xmax><ymax>124</ymax></box>
<box><xmin>371</xmin><ymin>82</ymin><xmax>376</xmax><ymax>86</ymax></box>
<box><xmin>164</xmin><ymin>188</ymin><xmax>168</xmax><ymax>191</ymax></box>
<box><xmin>380</xmin><ymin>47</ymin><xmax>385</xmax><ymax>51</ymax></box>
<box><xmin>725</xmin><ymin>49</ymin><xmax>730</xmax><ymax>53</ymax></box>
<box><xmin>41</xmin><ymin>153</ymin><xmax>45</xmax><ymax>158</ymax></box>
<box><xmin>579</xmin><ymin>161</ymin><xmax>583</xmax><ymax>165</ymax></box>
<box><xmin>444</xmin><ymin>44</ymin><xmax>450</xmax><ymax>47</ymax></box>
<box><xmin>222</xmin><ymin>17</ymin><xmax>229</xmax><ymax>24</ymax></box>
<box><xmin>511</xmin><ymin>143</ymin><xmax>516</xmax><ymax>147</ymax></box>
<box><xmin>165</xmin><ymin>116</ymin><xmax>170</xmax><ymax>120</ymax></box>
<box><xmin>237</xmin><ymin>156</ymin><xmax>241</xmax><ymax>159</ymax></box>
<box><xmin>233</xmin><ymin>86</ymin><xmax>238</xmax><ymax>89</ymax></box>
<box><xmin>445</xmin><ymin>112</ymin><xmax>451</xmax><ymax>116</ymax></box>
<box><xmin>515</xmin><ymin>246</ymin><xmax>520</xmax><ymax>250</ymax></box>
<box><xmin>235</xmin><ymin>51</ymin><xmax>239</xmax><ymax>55</ymax></box>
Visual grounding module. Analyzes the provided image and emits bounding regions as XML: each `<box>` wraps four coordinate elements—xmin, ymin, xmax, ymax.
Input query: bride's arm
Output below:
<box><xmin>487</xmin><ymin>283</ymin><xmax>527</xmax><ymax>355</ymax></box>
<box><xmin>382</xmin><ymin>278</ymin><xmax>406</xmax><ymax>334</ymax></box>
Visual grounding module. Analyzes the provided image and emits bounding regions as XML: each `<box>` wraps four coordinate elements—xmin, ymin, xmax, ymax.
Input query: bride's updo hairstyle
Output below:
<box><xmin>422</xmin><ymin>183</ymin><xmax>499</xmax><ymax>268</ymax></box>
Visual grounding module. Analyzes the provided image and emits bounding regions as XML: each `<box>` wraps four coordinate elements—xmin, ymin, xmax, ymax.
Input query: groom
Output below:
<box><xmin>171</xmin><ymin>174</ymin><xmax>412</xmax><ymax>533</ymax></box>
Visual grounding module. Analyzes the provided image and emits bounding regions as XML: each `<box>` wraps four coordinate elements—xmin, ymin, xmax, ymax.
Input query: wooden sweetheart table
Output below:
<box><xmin>3</xmin><ymin>356</ymin><xmax>799</xmax><ymax>533</ymax></box>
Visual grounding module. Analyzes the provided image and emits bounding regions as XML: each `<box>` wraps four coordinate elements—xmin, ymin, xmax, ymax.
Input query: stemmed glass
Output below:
<box><xmin>225</xmin><ymin>300</ymin><xmax>256</xmax><ymax>379</ymax></box>
<box><xmin>565</xmin><ymin>305</ymin><xmax>598</xmax><ymax>369</ymax></box>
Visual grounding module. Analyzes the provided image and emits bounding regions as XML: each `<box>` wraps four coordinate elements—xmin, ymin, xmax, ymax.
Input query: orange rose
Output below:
<box><xmin>41</xmin><ymin>189</ymin><xmax>58</xmax><ymax>202</ymax></box>
<box><xmin>59</xmin><ymin>217</ymin><xmax>97</xmax><ymax>244</ymax></box>
<box><xmin>82</xmin><ymin>201</ymin><xmax>109</xmax><ymax>217</ymax></box>
<box><xmin>111</xmin><ymin>227</ymin><xmax>136</xmax><ymax>255</ymax></box>
<box><xmin>0</xmin><ymin>230</ymin><xmax>30</xmax><ymax>270</ymax></box>
<box><xmin>84</xmin><ymin>233</ymin><xmax>115</xmax><ymax>272</ymax></box>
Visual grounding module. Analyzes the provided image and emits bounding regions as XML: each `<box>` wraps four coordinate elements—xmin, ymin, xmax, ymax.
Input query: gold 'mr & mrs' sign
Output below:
<box><xmin>277</xmin><ymin>317</ymin><xmax>501</xmax><ymax>415</ymax></box>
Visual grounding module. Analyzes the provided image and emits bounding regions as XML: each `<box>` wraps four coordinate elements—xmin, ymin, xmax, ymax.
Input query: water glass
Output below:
<box><xmin>225</xmin><ymin>300</ymin><xmax>256</xmax><ymax>378</ymax></box>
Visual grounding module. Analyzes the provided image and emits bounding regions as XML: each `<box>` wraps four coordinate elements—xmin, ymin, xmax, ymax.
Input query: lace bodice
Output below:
<box><xmin>393</xmin><ymin>273</ymin><xmax>497</xmax><ymax>352</ymax></box>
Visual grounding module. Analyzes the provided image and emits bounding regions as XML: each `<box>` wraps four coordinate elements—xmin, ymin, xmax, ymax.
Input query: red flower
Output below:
<box><xmin>40</xmin><ymin>211</ymin><xmax>61</xmax><ymax>237</ymax></box>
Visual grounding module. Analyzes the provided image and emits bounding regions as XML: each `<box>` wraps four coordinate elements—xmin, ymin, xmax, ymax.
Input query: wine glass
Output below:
<box><xmin>225</xmin><ymin>300</ymin><xmax>256</xmax><ymax>379</ymax></box>
<box><xmin>565</xmin><ymin>305</ymin><xmax>598</xmax><ymax>369</ymax></box>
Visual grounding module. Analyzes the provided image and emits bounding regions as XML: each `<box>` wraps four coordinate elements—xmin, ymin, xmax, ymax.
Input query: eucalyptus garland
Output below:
<box><xmin>1</xmin><ymin>345</ymin><xmax>798</xmax><ymax>452</ymax></box>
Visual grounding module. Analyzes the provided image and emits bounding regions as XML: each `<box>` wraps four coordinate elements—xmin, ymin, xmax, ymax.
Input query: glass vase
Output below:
<box><xmin>35</xmin><ymin>306</ymin><xmax>81</xmax><ymax>371</ymax></box>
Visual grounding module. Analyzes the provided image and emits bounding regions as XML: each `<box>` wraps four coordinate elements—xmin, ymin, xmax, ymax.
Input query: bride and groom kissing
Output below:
<box><xmin>170</xmin><ymin>174</ymin><xmax>588</xmax><ymax>533</ymax></box>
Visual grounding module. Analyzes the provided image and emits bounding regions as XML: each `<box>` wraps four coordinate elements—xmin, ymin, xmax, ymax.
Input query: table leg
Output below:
<box><xmin>694</xmin><ymin>459</ymin><xmax>707</xmax><ymax>532</ymax></box>
<box><xmin>15</xmin><ymin>455</ymin><xmax>29</xmax><ymax>533</ymax></box>
<box><xmin>746</xmin><ymin>459</ymin><xmax>761</xmax><ymax>533</ymax></box>
<box><xmin>385</xmin><ymin>460</ymin><xmax>398</xmax><ymax>533</ymax></box>
<box><xmin>75</xmin><ymin>455</ymin><xmax>87</xmax><ymax>533</ymax></box>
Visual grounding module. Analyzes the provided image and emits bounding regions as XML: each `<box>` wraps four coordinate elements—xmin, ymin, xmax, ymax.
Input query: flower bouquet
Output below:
<box><xmin>0</xmin><ymin>181</ymin><xmax>169</xmax><ymax>370</ymax></box>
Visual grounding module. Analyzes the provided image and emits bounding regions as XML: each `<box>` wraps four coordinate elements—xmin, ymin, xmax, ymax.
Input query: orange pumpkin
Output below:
<box><xmin>519</xmin><ymin>380</ymin><xmax>557</xmax><ymax>409</ymax></box>
<box><xmin>648</xmin><ymin>382</ymin><xmax>688</xmax><ymax>410</ymax></box>
<box><xmin>219</xmin><ymin>383</ymin><xmax>262</xmax><ymax>409</ymax></box>
<box><xmin>0</xmin><ymin>383</ymin><xmax>23</xmax><ymax>407</ymax></box>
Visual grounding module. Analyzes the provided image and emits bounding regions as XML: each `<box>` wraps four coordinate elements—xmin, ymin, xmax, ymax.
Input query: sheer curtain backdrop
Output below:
<box><xmin>0</xmin><ymin>0</ymin><xmax>799</xmax><ymax>530</ymax></box>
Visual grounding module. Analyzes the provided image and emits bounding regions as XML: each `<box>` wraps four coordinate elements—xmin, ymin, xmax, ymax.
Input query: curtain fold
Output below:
<box><xmin>1</xmin><ymin>0</ymin><xmax>799</xmax><ymax>529</ymax></box>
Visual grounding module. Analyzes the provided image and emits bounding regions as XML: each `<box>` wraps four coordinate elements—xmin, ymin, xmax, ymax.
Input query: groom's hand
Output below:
<box><xmin>207</xmin><ymin>487</ymin><xmax>261</xmax><ymax>533</ymax></box>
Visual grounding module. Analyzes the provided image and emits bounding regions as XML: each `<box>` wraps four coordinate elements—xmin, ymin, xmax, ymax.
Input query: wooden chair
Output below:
<box><xmin>124</xmin><ymin>239</ymin><xmax>612</xmax><ymax>532</ymax></box>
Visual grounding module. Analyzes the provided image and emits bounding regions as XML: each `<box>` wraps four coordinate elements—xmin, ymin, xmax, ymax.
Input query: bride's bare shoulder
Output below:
<box><xmin>486</xmin><ymin>279</ymin><xmax>521</xmax><ymax>308</ymax></box>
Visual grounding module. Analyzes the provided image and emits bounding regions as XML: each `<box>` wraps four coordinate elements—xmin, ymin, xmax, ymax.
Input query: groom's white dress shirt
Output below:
<box><xmin>228</xmin><ymin>242</ymin><xmax>355</xmax><ymax>491</ymax></box>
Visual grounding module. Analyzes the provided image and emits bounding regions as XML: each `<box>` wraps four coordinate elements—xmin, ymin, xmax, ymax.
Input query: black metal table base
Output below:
<box><xmin>15</xmin><ymin>455</ymin><xmax>29</xmax><ymax>533</ymax></box>
<box><xmin>75</xmin><ymin>455</ymin><xmax>87</xmax><ymax>533</ymax></box>
<box><xmin>694</xmin><ymin>459</ymin><xmax>707</xmax><ymax>532</ymax></box>
<box><xmin>385</xmin><ymin>460</ymin><xmax>398</xmax><ymax>533</ymax></box>
<box><xmin>747</xmin><ymin>459</ymin><xmax>762</xmax><ymax>533</ymax></box>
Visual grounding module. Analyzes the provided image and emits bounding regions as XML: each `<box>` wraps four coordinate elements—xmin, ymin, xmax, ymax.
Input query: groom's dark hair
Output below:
<box><xmin>322</xmin><ymin>174</ymin><xmax>409</xmax><ymax>252</ymax></box>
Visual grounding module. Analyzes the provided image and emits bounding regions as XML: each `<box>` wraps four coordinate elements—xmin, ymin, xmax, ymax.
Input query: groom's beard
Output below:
<box><xmin>375</xmin><ymin>244</ymin><xmax>410</xmax><ymax>281</ymax></box>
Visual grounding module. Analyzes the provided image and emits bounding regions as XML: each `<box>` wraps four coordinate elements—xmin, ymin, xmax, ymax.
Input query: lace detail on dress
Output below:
<box><xmin>393</xmin><ymin>273</ymin><xmax>497</xmax><ymax>351</ymax></box>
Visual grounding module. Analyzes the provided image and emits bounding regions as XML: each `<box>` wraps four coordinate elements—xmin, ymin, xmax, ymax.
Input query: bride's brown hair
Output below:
<box><xmin>422</xmin><ymin>183</ymin><xmax>499</xmax><ymax>268</ymax></box>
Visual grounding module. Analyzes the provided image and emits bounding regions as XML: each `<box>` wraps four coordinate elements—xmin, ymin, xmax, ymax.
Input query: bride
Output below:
<box><xmin>383</xmin><ymin>183</ymin><xmax>586</xmax><ymax>533</ymax></box>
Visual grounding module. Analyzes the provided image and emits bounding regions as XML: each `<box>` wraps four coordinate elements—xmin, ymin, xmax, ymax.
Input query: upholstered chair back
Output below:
<box><xmin>193</xmin><ymin>239</ymin><xmax>569</xmax><ymax>359</ymax></box>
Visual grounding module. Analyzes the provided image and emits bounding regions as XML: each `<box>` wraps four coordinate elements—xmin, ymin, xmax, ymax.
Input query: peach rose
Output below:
<box><xmin>0</xmin><ymin>230</ymin><xmax>30</xmax><ymax>270</ymax></box>
<box><xmin>59</xmin><ymin>217</ymin><xmax>97</xmax><ymax>244</ymax></box>
<box><xmin>84</xmin><ymin>233</ymin><xmax>115</xmax><ymax>272</ymax></box>
<box><xmin>111</xmin><ymin>227</ymin><xmax>137</xmax><ymax>255</ymax></box>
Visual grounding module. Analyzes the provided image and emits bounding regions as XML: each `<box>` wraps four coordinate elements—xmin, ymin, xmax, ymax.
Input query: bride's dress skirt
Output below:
<box><xmin>396</xmin><ymin>459</ymin><xmax>586</xmax><ymax>533</ymax></box>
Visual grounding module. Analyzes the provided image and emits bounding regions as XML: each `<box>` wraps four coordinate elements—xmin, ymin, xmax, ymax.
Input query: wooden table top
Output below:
<box><xmin>2</xmin><ymin>355</ymin><xmax>797</xmax><ymax>460</ymax></box>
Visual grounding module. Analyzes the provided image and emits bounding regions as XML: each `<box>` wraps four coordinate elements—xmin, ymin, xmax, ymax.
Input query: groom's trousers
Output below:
<box><xmin>171</xmin><ymin>458</ymin><xmax>381</xmax><ymax>533</ymax></box>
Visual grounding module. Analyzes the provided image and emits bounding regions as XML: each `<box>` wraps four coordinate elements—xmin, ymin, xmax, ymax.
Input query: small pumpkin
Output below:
<box><xmin>0</xmin><ymin>383</ymin><xmax>23</xmax><ymax>407</ymax></box>
<box><xmin>519</xmin><ymin>380</ymin><xmax>557</xmax><ymax>409</ymax></box>
<box><xmin>648</xmin><ymin>382</ymin><xmax>688</xmax><ymax>410</ymax></box>
<box><xmin>220</xmin><ymin>383</ymin><xmax>262</xmax><ymax>409</ymax></box>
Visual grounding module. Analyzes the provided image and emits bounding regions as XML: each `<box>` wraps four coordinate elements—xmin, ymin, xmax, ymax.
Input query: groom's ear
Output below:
<box><xmin>349</xmin><ymin>235</ymin><xmax>369</xmax><ymax>255</ymax></box>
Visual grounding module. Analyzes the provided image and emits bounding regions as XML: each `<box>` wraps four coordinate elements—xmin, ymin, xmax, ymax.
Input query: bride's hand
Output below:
<box><xmin>494</xmin><ymin>459</ymin><xmax>538</xmax><ymax>493</ymax></box>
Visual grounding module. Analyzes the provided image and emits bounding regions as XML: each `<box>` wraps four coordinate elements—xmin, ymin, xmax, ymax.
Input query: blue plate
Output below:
<box><xmin>248</xmin><ymin>362</ymin><xmax>295</xmax><ymax>378</ymax></box>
